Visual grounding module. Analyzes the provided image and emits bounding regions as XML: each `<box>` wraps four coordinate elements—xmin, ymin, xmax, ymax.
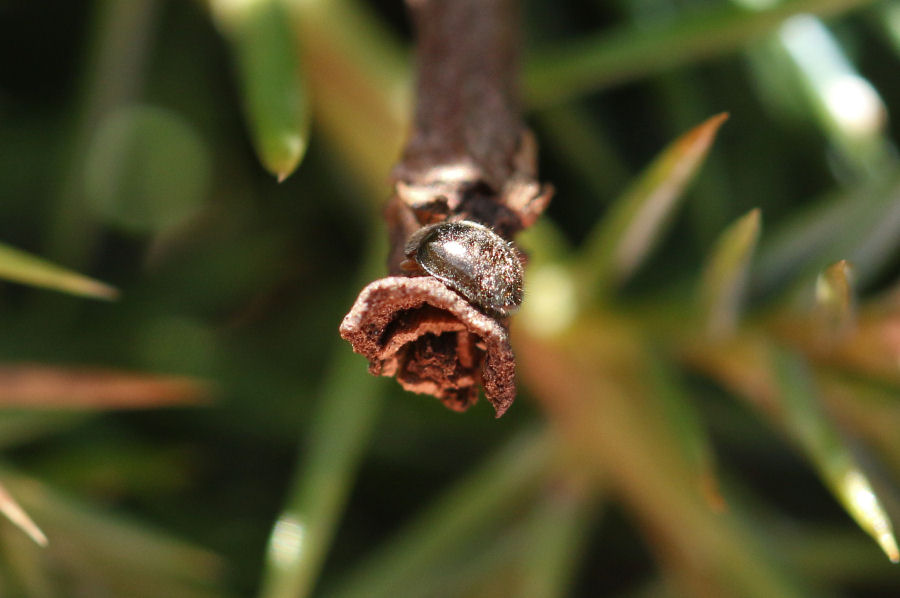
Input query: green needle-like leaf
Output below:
<box><xmin>582</xmin><ymin>113</ymin><xmax>728</xmax><ymax>295</ymax></box>
<box><xmin>1</xmin><ymin>466</ymin><xmax>225</xmax><ymax>597</ymax></box>
<box><xmin>323</xmin><ymin>430</ymin><xmax>552</xmax><ymax>598</ymax></box>
<box><xmin>772</xmin><ymin>348</ymin><xmax>900</xmax><ymax>563</ymax></box>
<box><xmin>214</xmin><ymin>0</ymin><xmax>310</xmax><ymax>181</ymax></box>
<box><xmin>524</xmin><ymin>0</ymin><xmax>876</xmax><ymax>107</ymax></box>
<box><xmin>256</xmin><ymin>348</ymin><xmax>383</xmax><ymax>598</ymax></box>
<box><xmin>257</xmin><ymin>231</ymin><xmax>386</xmax><ymax>598</ymax></box>
<box><xmin>0</xmin><ymin>482</ymin><xmax>47</xmax><ymax>547</ymax></box>
<box><xmin>755</xmin><ymin>171</ymin><xmax>900</xmax><ymax>293</ymax></box>
<box><xmin>698</xmin><ymin>208</ymin><xmax>761</xmax><ymax>339</ymax></box>
<box><xmin>0</xmin><ymin>241</ymin><xmax>118</xmax><ymax>300</ymax></box>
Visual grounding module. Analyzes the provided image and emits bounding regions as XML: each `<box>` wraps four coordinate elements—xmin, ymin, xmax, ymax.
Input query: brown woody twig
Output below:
<box><xmin>339</xmin><ymin>0</ymin><xmax>552</xmax><ymax>416</ymax></box>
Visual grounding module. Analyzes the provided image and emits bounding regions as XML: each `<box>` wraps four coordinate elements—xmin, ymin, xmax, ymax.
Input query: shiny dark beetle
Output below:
<box><xmin>404</xmin><ymin>220</ymin><xmax>524</xmax><ymax>316</ymax></box>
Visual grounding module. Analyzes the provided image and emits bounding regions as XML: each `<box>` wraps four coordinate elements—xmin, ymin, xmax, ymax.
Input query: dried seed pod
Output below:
<box><xmin>405</xmin><ymin>220</ymin><xmax>524</xmax><ymax>316</ymax></box>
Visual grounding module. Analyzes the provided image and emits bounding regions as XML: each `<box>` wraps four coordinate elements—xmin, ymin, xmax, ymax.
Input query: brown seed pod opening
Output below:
<box><xmin>339</xmin><ymin>276</ymin><xmax>516</xmax><ymax>416</ymax></box>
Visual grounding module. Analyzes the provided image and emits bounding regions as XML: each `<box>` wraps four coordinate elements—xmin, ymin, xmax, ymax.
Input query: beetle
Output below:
<box><xmin>403</xmin><ymin>220</ymin><xmax>524</xmax><ymax>316</ymax></box>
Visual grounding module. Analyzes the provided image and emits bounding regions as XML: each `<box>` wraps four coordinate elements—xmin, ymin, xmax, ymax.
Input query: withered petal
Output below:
<box><xmin>339</xmin><ymin>276</ymin><xmax>516</xmax><ymax>416</ymax></box>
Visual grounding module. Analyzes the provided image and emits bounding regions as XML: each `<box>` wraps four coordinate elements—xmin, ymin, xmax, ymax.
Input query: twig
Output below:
<box><xmin>340</xmin><ymin>0</ymin><xmax>551</xmax><ymax>416</ymax></box>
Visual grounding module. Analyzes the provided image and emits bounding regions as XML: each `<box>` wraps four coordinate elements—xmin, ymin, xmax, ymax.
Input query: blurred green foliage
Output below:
<box><xmin>2</xmin><ymin>0</ymin><xmax>900</xmax><ymax>597</ymax></box>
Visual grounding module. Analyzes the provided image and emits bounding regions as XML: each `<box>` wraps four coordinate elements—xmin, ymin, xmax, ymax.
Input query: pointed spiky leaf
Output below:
<box><xmin>0</xmin><ymin>482</ymin><xmax>46</xmax><ymax>547</ymax></box>
<box><xmin>0</xmin><ymin>242</ymin><xmax>117</xmax><ymax>300</ymax></box>
<box><xmin>583</xmin><ymin>113</ymin><xmax>729</xmax><ymax>294</ymax></box>
<box><xmin>213</xmin><ymin>0</ymin><xmax>310</xmax><ymax>181</ymax></box>
<box><xmin>773</xmin><ymin>348</ymin><xmax>899</xmax><ymax>563</ymax></box>
<box><xmin>698</xmin><ymin>208</ymin><xmax>761</xmax><ymax>339</ymax></box>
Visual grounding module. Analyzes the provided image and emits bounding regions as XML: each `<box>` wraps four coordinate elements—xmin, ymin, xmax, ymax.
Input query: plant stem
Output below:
<box><xmin>255</xmin><ymin>347</ymin><xmax>384</xmax><ymax>598</ymax></box>
<box><xmin>341</xmin><ymin>0</ymin><xmax>550</xmax><ymax>415</ymax></box>
<box><xmin>395</xmin><ymin>0</ymin><xmax>522</xmax><ymax>194</ymax></box>
<box><xmin>256</xmin><ymin>232</ymin><xmax>388</xmax><ymax>598</ymax></box>
<box><xmin>322</xmin><ymin>429</ymin><xmax>553</xmax><ymax>598</ymax></box>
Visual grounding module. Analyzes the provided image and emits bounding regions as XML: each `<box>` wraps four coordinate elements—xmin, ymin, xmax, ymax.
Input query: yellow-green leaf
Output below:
<box><xmin>773</xmin><ymin>348</ymin><xmax>899</xmax><ymax>563</ymax></box>
<box><xmin>582</xmin><ymin>113</ymin><xmax>729</xmax><ymax>295</ymax></box>
<box><xmin>0</xmin><ymin>242</ymin><xmax>118</xmax><ymax>300</ymax></box>
<box><xmin>0</xmin><ymin>482</ymin><xmax>47</xmax><ymax>547</ymax></box>
<box><xmin>698</xmin><ymin>208</ymin><xmax>761</xmax><ymax>339</ymax></box>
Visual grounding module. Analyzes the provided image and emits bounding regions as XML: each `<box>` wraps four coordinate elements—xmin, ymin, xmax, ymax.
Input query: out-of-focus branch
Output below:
<box><xmin>0</xmin><ymin>364</ymin><xmax>210</xmax><ymax>409</ymax></box>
